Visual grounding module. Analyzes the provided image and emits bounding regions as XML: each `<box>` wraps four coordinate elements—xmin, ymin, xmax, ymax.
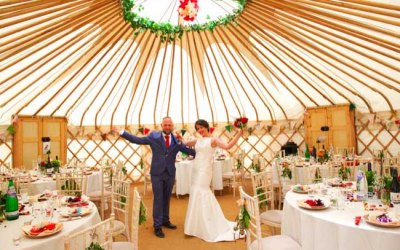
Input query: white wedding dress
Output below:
<box><xmin>184</xmin><ymin>137</ymin><xmax>236</xmax><ymax>242</ymax></box>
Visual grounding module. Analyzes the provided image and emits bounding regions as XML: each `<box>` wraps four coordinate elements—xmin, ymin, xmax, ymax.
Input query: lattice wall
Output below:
<box><xmin>1</xmin><ymin>115</ymin><xmax>399</xmax><ymax>183</ymax></box>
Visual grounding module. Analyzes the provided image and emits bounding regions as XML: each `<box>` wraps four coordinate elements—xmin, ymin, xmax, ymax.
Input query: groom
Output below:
<box><xmin>113</xmin><ymin>117</ymin><xmax>195</xmax><ymax>238</ymax></box>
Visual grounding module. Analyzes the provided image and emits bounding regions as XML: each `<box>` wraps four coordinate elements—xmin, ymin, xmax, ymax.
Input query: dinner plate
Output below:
<box><xmin>297</xmin><ymin>200</ymin><xmax>329</xmax><ymax>210</ymax></box>
<box><xmin>363</xmin><ymin>215</ymin><xmax>400</xmax><ymax>228</ymax></box>
<box><xmin>22</xmin><ymin>223</ymin><xmax>63</xmax><ymax>238</ymax></box>
<box><xmin>62</xmin><ymin>195</ymin><xmax>89</xmax><ymax>205</ymax></box>
<box><xmin>60</xmin><ymin>206</ymin><xmax>92</xmax><ymax>217</ymax></box>
<box><xmin>292</xmin><ymin>189</ymin><xmax>308</xmax><ymax>194</ymax></box>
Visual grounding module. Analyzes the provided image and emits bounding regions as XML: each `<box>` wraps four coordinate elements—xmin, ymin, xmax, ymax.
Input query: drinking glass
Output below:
<box><xmin>19</xmin><ymin>188</ymin><xmax>29</xmax><ymax>204</ymax></box>
<box><xmin>32</xmin><ymin>202</ymin><xmax>43</xmax><ymax>219</ymax></box>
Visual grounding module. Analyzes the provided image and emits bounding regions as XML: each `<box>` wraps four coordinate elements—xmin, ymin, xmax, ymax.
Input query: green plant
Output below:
<box><xmin>85</xmin><ymin>242</ymin><xmax>104</xmax><ymax>250</ymax></box>
<box><xmin>0</xmin><ymin>191</ymin><xmax>6</xmax><ymax>205</ymax></box>
<box><xmin>139</xmin><ymin>201</ymin><xmax>146</xmax><ymax>225</ymax></box>
<box><xmin>61</xmin><ymin>179</ymin><xmax>82</xmax><ymax>196</ymax></box>
<box><xmin>364</xmin><ymin>170</ymin><xmax>376</xmax><ymax>186</ymax></box>
<box><xmin>235</xmin><ymin>158</ymin><xmax>242</xmax><ymax>170</ymax></box>
<box><xmin>121</xmin><ymin>0</ymin><xmax>247</xmax><ymax>43</ymax></box>
<box><xmin>256</xmin><ymin>188</ymin><xmax>268</xmax><ymax>209</ymax></box>
<box><xmin>382</xmin><ymin>175</ymin><xmax>392</xmax><ymax>190</ymax></box>
<box><xmin>313</xmin><ymin>168</ymin><xmax>322</xmax><ymax>183</ymax></box>
<box><xmin>338</xmin><ymin>166</ymin><xmax>351</xmax><ymax>181</ymax></box>
<box><xmin>281</xmin><ymin>166</ymin><xmax>292</xmax><ymax>180</ymax></box>
<box><xmin>234</xmin><ymin>199</ymin><xmax>250</xmax><ymax>236</ymax></box>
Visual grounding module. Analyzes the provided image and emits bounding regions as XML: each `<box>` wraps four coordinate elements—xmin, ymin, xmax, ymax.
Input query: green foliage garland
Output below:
<box><xmin>121</xmin><ymin>0</ymin><xmax>247</xmax><ymax>43</ymax></box>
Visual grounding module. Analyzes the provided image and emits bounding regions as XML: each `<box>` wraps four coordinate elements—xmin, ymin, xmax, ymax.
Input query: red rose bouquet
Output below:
<box><xmin>234</xmin><ymin>117</ymin><xmax>248</xmax><ymax>129</ymax></box>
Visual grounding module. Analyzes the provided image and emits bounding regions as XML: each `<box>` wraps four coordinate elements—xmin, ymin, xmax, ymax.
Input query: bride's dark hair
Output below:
<box><xmin>195</xmin><ymin>119</ymin><xmax>209</xmax><ymax>132</ymax></box>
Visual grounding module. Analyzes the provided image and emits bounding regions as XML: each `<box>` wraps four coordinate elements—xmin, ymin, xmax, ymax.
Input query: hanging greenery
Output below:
<box><xmin>121</xmin><ymin>0</ymin><xmax>247</xmax><ymax>43</ymax></box>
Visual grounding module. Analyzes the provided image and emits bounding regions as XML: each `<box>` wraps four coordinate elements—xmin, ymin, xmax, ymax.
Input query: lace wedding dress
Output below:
<box><xmin>184</xmin><ymin>137</ymin><xmax>236</xmax><ymax>242</ymax></box>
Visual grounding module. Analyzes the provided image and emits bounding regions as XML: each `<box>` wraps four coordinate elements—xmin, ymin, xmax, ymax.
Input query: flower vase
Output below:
<box><xmin>380</xmin><ymin>189</ymin><xmax>390</xmax><ymax>205</ymax></box>
<box><xmin>46</xmin><ymin>167</ymin><xmax>54</xmax><ymax>176</ymax></box>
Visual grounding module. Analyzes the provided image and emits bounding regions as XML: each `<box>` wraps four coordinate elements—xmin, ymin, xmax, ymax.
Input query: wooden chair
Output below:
<box><xmin>87</xmin><ymin>164</ymin><xmax>112</xmax><ymax>220</ymax></box>
<box><xmin>239</xmin><ymin>186</ymin><xmax>301</xmax><ymax>250</ymax></box>
<box><xmin>250</xmin><ymin>171</ymin><xmax>282</xmax><ymax>235</ymax></box>
<box><xmin>64</xmin><ymin>214</ymin><xmax>114</xmax><ymax>250</ymax></box>
<box><xmin>112</xmin><ymin>187</ymin><xmax>141</xmax><ymax>250</ymax></box>
<box><xmin>55</xmin><ymin>171</ymin><xmax>85</xmax><ymax>196</ymax></box>
<box><xmin>14</xmin><ymin>173</ymin><xmax>33</xmax><ymax>195</ymax></box>
<box><xmin>222</xmin><ymin>156</ymin><xmax>244</xmax><ymax>197</ymax></box>
<box><xmin>142</xmin><ymin>159</ymin><xmax>152</xmax><ymax>197</ymax></box>
<box><xmin>111</xmin><ymin>178</ymin><xmax>131</xmax><ymax>240</ymax></box>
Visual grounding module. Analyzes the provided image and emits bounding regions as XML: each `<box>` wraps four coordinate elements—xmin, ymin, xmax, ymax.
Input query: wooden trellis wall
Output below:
<box><xmin>1</xmin><ymin>114</ymin><xmax>399</xmax><ymax>183</ymax></box>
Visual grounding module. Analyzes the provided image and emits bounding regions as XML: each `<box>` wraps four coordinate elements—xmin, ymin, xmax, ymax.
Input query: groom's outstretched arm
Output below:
<box><xmin>113</xmin><ymin>127</ymin><xmax>151</xmax><ymax>145</ymax></box>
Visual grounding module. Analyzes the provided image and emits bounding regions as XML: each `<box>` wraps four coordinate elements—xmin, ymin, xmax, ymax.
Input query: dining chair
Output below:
<box><xmin>111</xmin><ymin>178</ymin><xmax>131</xmax><ymax>240</ymax></box>
<box><xmin>55</xmin><ymin>171</ymin><xmax>86</xmax><ymax>196</ymax></box>
<box><xmin>14</xmin><ymin>173</ymin><xmax>33</xmax><ymax>195</ymax></box>
<box><xmin>250</xmin><ymin>171</ymin><xmax>282</xmax><ymax>235</ymax></box>
<box><xmin>112</xmin><ymin>187</ymin><xmax>141</xmax><ymax>250</ymax></box>
<box><xmin>87</xmin><ymin>164</ymin><xmax>112</xmax><ymax>220</ymax></box>
<box><xmin>222</xmin><ymin>156</ymin><xmax>244</xmax><ymax>197</ymax></box>
<box><xmin>64</xmin><ymin>214</ymin><xmax>114</xmax><ymax>250</ymax></box>
<box><xmin>142</xmin><ymin>159</ymin><xmax>152</xmax><ymax>197</ymax></box>
<box><xmin>239</xmin><ymin>186</ymin><xmax>301</xmax><ymax>250</ymax></box>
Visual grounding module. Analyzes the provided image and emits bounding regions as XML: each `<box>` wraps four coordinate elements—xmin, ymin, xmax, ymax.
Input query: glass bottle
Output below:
<box><xmin>5</xmin><ymin>179</ymin><xmax>19</xmax><ymax>221</ymax></box>
<box><xmin>304</xmin><ymin>144</ymin><xmax>310</xmax><ymax>161</ymax></box>
<box><xmin>390</xmin><ymin>168</ymin><xmax>400</xmax><ymax>204</ymax></box>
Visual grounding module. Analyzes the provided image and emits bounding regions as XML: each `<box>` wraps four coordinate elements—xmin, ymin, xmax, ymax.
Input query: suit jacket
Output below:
<box><xmin>121</xmin><ymin>131</ymin><xmax>195</xmax><ymax>176</ymax></box>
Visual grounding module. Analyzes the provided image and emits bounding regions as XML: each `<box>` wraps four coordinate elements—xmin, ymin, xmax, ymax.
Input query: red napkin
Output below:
<box><xmin>355</xmin><ymin>216</ymin><xmax>361</xmax><ymax>225</ymax></box>
<box><xmin>67</xmin><ymin>202</ymin><xmax>89</xmax><ymax>208</ymax></box>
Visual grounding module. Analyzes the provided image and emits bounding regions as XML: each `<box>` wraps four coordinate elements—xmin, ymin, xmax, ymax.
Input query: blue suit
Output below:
<box><xmin>121</xmin><ymin>130</ymin><xmax>195</xmax><ymax>229</ymax></box>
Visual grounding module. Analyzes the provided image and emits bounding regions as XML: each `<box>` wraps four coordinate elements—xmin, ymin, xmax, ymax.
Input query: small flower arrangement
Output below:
<box><xmin>139</xmin><ymin>201</ymin><xmax>147</xmax><ymax>225</ymax></box>
<box><xmin>235</xmin><ymin>157</ymin><xmax>243</xmax><ymax>170</ymax></box>
<box><xmin>233</xmin><ymin>117</ymin><xmax>248</xmax><ymax>129</ymax></box>
<box><xmin>338</xmin><ymin>166</ymin><xmax>351</xmax><ymax>181</ymax></box>
<box><xmin>86</xmin><ymin>242</ymin><xmax>104</xmax><ymax>250</ymax></box>
<box><xmin>281</xmin><ymin>162</ymin><xmax>292</xmax><ymax>180</ymax></box>
<box><xmin>234</xmin><ymin>199</ymin><xmax>250</xmax><ymax>237</ymax></box>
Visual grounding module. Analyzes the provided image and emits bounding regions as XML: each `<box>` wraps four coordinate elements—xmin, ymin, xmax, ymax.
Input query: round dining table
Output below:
<box><xmin>0</xmin><ymin>202</ymin><xmax>101</xmax><ymax>250</ymax></box>
<box><xmin>27</xmin><ymin>171</ymin><xmax>102</xmax><ymax>195</ymax></box>
<box><xmin>282</xmin><ymin>190</ymin><xmax>400</xmax><ymax>250</ymax></box>
<box><xmin>175</xmin><ymin>158</ymin><xmax>233</xmax><ymax>195</ymax></box>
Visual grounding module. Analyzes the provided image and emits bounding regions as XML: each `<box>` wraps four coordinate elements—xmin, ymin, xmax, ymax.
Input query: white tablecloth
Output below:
<box><xmin>0</xmin><ymin>202</ymin><xmax>101</xmax><ymax>250</ymax></box>
<box><xmin>29</xmin><ymin>171</ymin><xmax>102</xmax><ymax>195</ymax></box>
<box><xmin>175</xmin><ymin>158</ymin><xmax>233</xmax><ymax>195</ymax></box>
<box><xmin>282</xmin><ymin>191</ymin><xmax>400</xmax><ymax>250</ymax></box>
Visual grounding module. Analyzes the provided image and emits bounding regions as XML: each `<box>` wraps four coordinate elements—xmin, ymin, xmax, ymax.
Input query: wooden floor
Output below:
<box><xmin>113</xmin><ymin>180</ymin><xmax>264</xmax><ymax>249</ymax></box>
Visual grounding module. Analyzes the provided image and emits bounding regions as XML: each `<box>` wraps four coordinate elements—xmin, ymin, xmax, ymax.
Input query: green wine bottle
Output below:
<box><xmin>304</xmin><ymin>144</ymin><xmax>311</xmax><ymax>161</ymax></box>
<box><xmin>5</xmin><ymin>179</ymin><xmax>19</xmax><ymax>221</ymax></box>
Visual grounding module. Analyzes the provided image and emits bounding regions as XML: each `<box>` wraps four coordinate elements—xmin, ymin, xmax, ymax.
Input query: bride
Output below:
<box><xmin>183</xmin><ymin>119</ymin><xmax>242</xmax><ymax>242</ymax></box>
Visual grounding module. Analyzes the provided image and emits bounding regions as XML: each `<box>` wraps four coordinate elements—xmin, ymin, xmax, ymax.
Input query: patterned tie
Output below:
<box><xmin>165</xmin><ymin>135</ymin><xmax>170</xmax><ymax>149</ymax></box>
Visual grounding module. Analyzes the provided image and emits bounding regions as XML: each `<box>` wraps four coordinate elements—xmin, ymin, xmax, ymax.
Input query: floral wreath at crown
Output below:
<box><xmin>178</xmin><ymin>0</ymin><xmax>199</xmax><ymax>22</ymax></box>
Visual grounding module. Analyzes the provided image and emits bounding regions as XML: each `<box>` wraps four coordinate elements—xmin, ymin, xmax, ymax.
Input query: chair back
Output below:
<box><xmin>56</xmin><ymin>171</ymin><xmax>85</xmax><ymax>196</ymax></box>
<box><xmin>111</xmin><ymin>178</ymin><xmax>131</xmax><ymax>239</ymax></box>
<box><xmin>239</xmin><ymin>186</ymin><xmax>263</xmax><ymax>250</ymax></box>
<box><xmin>130</xmin><ymin>187</ymin><xmax>141</xmax><ymax>250</ymax></box>
<box><xmin>250</xmin><ymin>171</ymin><xmax>275</xmax><ymax>210</ymax></box>
<box><xmin>14</xmin><ymin>173</ymin><xmax>33</xmax><ymax>195</ymax></box>
<box><xmin>64</xmin><ymin>214</ymin><xmax>114</xmax><ymax>250</ymax></box>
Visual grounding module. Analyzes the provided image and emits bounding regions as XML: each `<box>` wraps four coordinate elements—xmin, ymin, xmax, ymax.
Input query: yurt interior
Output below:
<box><xmin>1</xmin><ymin>0</ymin><xmax>400</xmax><ymax>249</ymax></box>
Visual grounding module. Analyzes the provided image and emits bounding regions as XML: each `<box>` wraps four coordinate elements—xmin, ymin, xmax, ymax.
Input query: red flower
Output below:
<box><xmin>234</xmin><ymin>117</ymin><xmax>248</xmax><ymax>129</ymax></box>
<box><xmin>178</xmin><ymin>0</ymin><xmax>199</xmax><ymax>22</ymax></box>
<box><xmin>395</xmin><ymin>119</ymin><xmax>400</xmax><ymax>125</ymax></box>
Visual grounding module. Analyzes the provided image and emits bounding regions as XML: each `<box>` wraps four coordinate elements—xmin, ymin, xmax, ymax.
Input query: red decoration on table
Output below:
<box><xmin>144</xmin><ymin>127</ymin><xmax>150</xmax><ymax>135</ymax></box>
<box><xmin>355</xmin><ymin>216</ymin><xmax>361</xmax><ymax>225</ymax></box>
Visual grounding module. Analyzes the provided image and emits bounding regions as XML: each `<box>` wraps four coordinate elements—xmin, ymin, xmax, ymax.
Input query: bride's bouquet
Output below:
<box><xmin>233</xmin><ymin>117</ymin><xmax>248</xmax><ymax>129</ymax></box>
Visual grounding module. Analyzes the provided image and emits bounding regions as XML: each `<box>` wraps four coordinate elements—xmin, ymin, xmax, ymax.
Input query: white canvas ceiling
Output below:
<box><xmin>1</xmin><ymin>0</ymin><xmax>399</xmax><ymax>127</ymax></box>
